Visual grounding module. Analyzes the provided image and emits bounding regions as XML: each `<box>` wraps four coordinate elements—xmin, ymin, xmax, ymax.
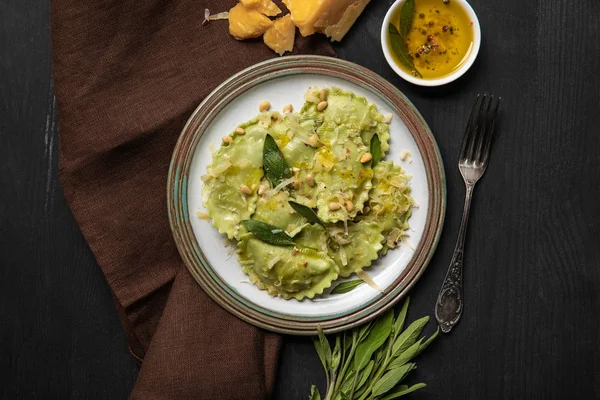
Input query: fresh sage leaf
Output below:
<box><xmin>313</xmin><ymin>325</ymin><xmax>332</xmax><ymax>374</ymax></box>
<box><xmin>309</xmin><ymin>385</ymin><xmax>322</xmax><ymax>400</ymax></box>
<box><xmin>242</xmin><ymin>220</ymin><xmax>295</xmax><ymax>246</ymax></box>
<box><xmin>370</xmin><ymin>134</ymin><xmax>381</xmax><ymax>166</ymax></box>
<box><xmin>331</xmin><ymin>279</ymin><xmax>363</xmax><ymax>294</ymax></box>
<box><xmin>332</xmin><ymin>336</ymin><xmax>342</xmax><ymax>371</ymax></box>
<box><xmin>389</xmin><ymin>24</ymin><xmax>422</xmax><ymax>78</ymax></box>
<box><xmin>263</xmin><ymin>134</ymin><xmax>291</xmax><ymax>187</ymax></box>
<box><xmin>387</xmin><ymin>385</ymin><xmax>408</xmax><ymax>396</ymax></box>
<box><xmin>399</xmin><ymin>0</ymin><xmax>416</xmax><ymax>38</ymax></box>
<box><xmin>393</xmin><ymin>297</ymin><xmax>410</xmax><ymax>339</ymax></box>
<box><xmin>371</xmin><ymin>363</ymin><xmax>415</xmax><ymax>396</ymax></box>
<box><xmin>379</xmin><ymin>383</ymin><xmax>426</xmax><ymax>400</ymax></box>
<box><xmin>288</xmin><ymin>201</ymin><xmax>323</xmax><ymax>226</ymax></box>
<box><xmin>387</xmin><ymin>338</ymin><xmax>423</xmax><ymax>371</ymax></box>
<box><xmin>392</xmin><ymin>316</ymin><xmax>430</xmax><ymax>357</ymax></box>
<box><xmin>354</xmin><ymin>309</ymin><xmax>394</xmax><ymax>371</ymax></box>
<box><xmin>339</xmin><ymin>367</ymin><xmax>356</xmax><ymax>394</ymax></box>
<box><xmin>355</xmin><ymin>360</ymin><xmax>374</xmax><ymax>391</ymax></box>
<box><xmin>357</xmin><ymin>320</ymin><xmax>373</xmax><ymax>342</ymax></box>
<box><xmin>343</xmin><ymin>330</ymin><xmax>352</xmax><ymax>353</ymax></box>
<box><xmin>415</xmin><ymin>327</ymin><xmax>439</xmax><ymax>357</ymax></box>
<box><xmin>374</xmin><ymin>344</ymin><xmax>386</xmax><ymax>365</ymax></box>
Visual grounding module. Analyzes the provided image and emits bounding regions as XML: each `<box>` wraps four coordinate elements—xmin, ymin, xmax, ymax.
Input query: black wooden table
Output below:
<box><xmin>2</xmin><ymin>1</ymin><xmax>599</xmax><ymax>399</ymax></box>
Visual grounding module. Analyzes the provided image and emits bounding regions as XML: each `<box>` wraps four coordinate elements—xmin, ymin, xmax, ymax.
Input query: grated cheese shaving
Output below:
<box><xmin>267</xmin><ymin>256</ymin><xmax>281</xmax><ymax>270</ymax></box>
<box><xmin>356</xmin><ymin>270</ymin><xmax>383</xmax><ymax>293</ymax></box>
<box><xmin>401</xmin><ymin>236</ymin><xmax>415</xmax><ymax>251</ymax></box>
<box><xmin>400</xmin><ymin>149</ymin><xmax>413</xmax><ymax>163</ymax></box>
<box><xmin>201</xmin><ymin>173</ymin><xmax>212</xmax><ymax>183</ymax></box>
<box><xmin>304</xmin><ymin>87</ymin><xmax>321</xmax><ymax>103</ymax></box>
<box><xmin>203</xmin><ymin>9</ymin><xmax>229</xmax><ymax>25</ymax></box>
<box><xmin>207</xmin><ymin>160</ymin><xmax>231</xmax><ymax>177</ymax></box>
<box><xmin>196</xmin><ymin>211</ymin><xmax>210</xmax><ymax>220</ymax></box>
<box><xmin>272</xmin><ymin>176</ymin><xmax>296</xmax><ymax>193</ymax></box>
<box><xmin>339</xmin><ymin>246</ymin><xmax>348</xmax><ymax>266</ymax></box>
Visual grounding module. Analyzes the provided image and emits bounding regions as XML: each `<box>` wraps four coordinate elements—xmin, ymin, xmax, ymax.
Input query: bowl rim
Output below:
<box><xmin>380</xmin><ymin>0</ymin><xmax>481</xmax><ymax>87</ymax></box>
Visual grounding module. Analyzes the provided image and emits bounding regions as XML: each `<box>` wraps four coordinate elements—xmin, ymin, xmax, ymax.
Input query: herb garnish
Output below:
<box><xmin>399</xmin><ymin>0</ymin><xmax>416</xmax><ymax>37</ymax></box>
<box><xmin>309</xmin><ymin>297</ymin><xmax>438</xmax><ymax>400</ymax></box>
<box><xmin>370</xmin><ymin>134</ymin><xmax>382</xmax><ymax>167</ymax></box>
<box><xmin>263</xmin><ymin>134</ymin><xmax>291</xmax><ymax>187</ymax></box>
<box><xmin>331</xmin><ymin>279</ymin><xmax>364</xmax><ymax>294</ymax></box>
<box><xmin>288</xmin><ymin>201</ymin><xmax>324</xmax><ymax>226</ymax></box>
<box><xmin>242</xmin><ymin>220</ymin><xmax>295</xmax><ymax>246</ymax></box>
<box><xmin>389</xmin><ymin>0</ymin><xmax>422</xmax><ymax>78</ymax></box>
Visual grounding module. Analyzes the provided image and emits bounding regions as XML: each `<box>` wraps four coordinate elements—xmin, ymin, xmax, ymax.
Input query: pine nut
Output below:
<box><xmin>383</xmin><ymin>113</ymin><xmax>393</xmax><ymax>124</ymax></box>
<box><xmin>360</xmin><ymin>152</ymin><xmax>373</xmax><ymax>163</ymax></box>
<box><xmin>346</xmin><ymin>200</ymin><xmax>354</xmax><ymax>212</ymax></box>
<box><xmin>234</xmin><ymin>127</ymin><xmax>245</xmax><ymax>135</ymax></box>
<box><xmin>240</xmin><ymin>185</ymin><xmax>252</xmax><ymax>195</ymax></box>
<box><xmin>307</xmin><ymin>133</ymin><xmax>319</xmax><ymax>147</ymax></box>
<box><xmin>222</xmin><ymin>136</ymin><xmax>233</xmax><ymax>144</ymax></box>
<box><xmin>317</xmin><ymin>101</ymin><xmax>328</xmax><ymax>111</ymax></box>
<box><xmin>292</xmin><ymin>179</ymin><xmax>300</xmax><ymax>190</ymax></box>
<box><xmin>258</xmin><ymin>183</ymin><xmax>268</xmax><ymax>196</ymax></box>
<box><xmin>329</xmin><ymin>202</ymin><xmax>341</xmax><ymax>211</ymax></box>
<box><xmin>319</xmin><ymin>89</ymin><xmax>327</xmax><ymax>101</ymax></box>
<box><xmin>306</xmin><ymin>174</ymin><xmax>315</xmax><ymax>187</ymax></box>
<box><xmin>283</xmin><ymin>104</ymin><xmax>293</xmax><ymax>113</ymax></box>
<box><xmin>259</xmin><ymin>101</ymin><xmax>271</xmax><ymax>112</ymax></box>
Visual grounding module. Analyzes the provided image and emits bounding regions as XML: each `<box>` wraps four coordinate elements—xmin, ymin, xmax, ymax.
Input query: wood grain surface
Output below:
<box><xmin>1</xmin><ymin>0</ymin><xmax>599</xmax><ymax>399</ymax></box>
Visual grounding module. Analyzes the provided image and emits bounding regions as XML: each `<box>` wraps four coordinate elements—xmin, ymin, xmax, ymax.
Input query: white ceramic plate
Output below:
<box><xmin>168</xmin><ymin>56</ymin><xmax>445</xmax><ymax>334</ymax></box>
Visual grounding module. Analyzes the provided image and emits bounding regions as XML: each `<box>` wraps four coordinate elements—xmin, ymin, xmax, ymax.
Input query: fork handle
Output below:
<box><xmin>435</xmin><ymin>181</ymin><xmax>476</xmax><ymax>333</ymax></box>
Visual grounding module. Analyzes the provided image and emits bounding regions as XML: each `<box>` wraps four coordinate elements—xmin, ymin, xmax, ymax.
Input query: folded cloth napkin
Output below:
<box><xmin>50</xmin><ymin>0</ymin><xmax>334</xmax><ymax>398</ymax></box>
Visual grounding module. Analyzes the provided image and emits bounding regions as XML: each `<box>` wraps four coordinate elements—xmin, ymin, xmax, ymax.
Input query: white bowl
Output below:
<box><xmin>381</xmin><ymin>0</ymin><xmax>481</xmax><ymax>87</ymax></box>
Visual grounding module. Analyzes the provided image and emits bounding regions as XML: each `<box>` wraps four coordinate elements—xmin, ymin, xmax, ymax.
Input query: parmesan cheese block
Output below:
<box><xmin>263</xmin><ymin>14</ymin><xmax>296</xmax><ymax>56</ymax></box>
<box><xmin>229</xmin><ymin>3</ymin><xmax>273</xmax><ymax>40</ymax></box>
<box><xmin>322</xmin><ymin>0</ymin><xmax>371</xmax><ymax>41</ymax></box>
<box><xmin>283</xmin><ymin>0</ymin><xmax>370</xmax><ymax>40</ymax></box>
<box><xmin>240</xmin><ymin>0</ymin><xmax>282</xmax><ymax>17</ymax></box>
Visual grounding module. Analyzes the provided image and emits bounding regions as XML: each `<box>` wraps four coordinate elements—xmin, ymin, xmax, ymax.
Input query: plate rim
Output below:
<box><xmin>167</xmin><ymin>55</ymin><xmax>446</xmax><ymax>335</ymax></box>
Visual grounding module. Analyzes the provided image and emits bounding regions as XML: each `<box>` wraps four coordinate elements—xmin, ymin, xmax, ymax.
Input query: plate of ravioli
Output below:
<box><xmin>168</xmin><ymin>56</ymin><xmax>445</xmax><ymax>334</ymax></box>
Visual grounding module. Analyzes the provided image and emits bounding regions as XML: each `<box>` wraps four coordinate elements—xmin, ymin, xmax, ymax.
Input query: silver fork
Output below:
<box><xmin>435</xmin><ymin>94</ymin><xmax>501</xmax><ymax>333</ymax></box>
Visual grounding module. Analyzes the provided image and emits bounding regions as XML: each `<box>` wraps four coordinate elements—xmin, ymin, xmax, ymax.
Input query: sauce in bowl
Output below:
<box><xmin>387</xmin><ymin>0</ymin><xmax>476</xmax><ymax>81</ymax></box>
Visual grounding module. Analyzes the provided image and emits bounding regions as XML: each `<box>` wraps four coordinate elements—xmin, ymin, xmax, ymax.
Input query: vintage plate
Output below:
<box><xmin>168</xmin><ymin>56</ymin><xmax>445</xmax><ymax>335</ymax></box>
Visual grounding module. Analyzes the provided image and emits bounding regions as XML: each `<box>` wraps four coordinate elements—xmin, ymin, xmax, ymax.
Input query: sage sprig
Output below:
<box><xmin>370</xmin><ymin>135</ymin><xmax>382</xmax><ymax>167</ymax></box>
<box><xmin>263</xmin><ymin>134</ymin><xmax>291</xmax><ymax>187</ymax></box>
<box><xmin>331</xmin><ymin>279</ymin><xmax>364</xmax><ymax>294</ymax></box>
<box><xmin>310</xmin><ymin>297</ymin><xmax>438</xmax><ymax>400</ymax></box>
<box><xmin>288</xmin><ymin>201</ymin><xmax>323</xmax><ymax>226</ymax></box>
<box><xmin>241</xmin><ymin>220</ymin><xmax>295</xmax><ymax>246</ymax></box>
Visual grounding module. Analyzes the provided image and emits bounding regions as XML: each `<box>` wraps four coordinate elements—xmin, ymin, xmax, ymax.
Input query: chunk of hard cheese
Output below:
<box><xmin>322</xmin><ymin>0</ymin><xmax>371</xmax><ymax>41</ymax></box>
<box><xmin>263</xmin><ymin>14</ymin><xmax>296</xmax><ymax>56</ymax></box>
<box><xmin>229</xmin><ymin>3</ymin><xmax>273</xmax><ymax>40</ymax></box>
<box><xmin>240</xmin><ymin>0</ymin><xmax>282</xmax><ymax>17</ymax></box>
<box><xmin>282</xmin><ymin>0</ymin><xmax>370</xmax><ymax>40</ymax></box>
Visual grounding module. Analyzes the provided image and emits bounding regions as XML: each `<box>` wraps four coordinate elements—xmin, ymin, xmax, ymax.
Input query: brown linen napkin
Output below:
<box><xmin>50</xmin><ymin>0</ymin><xmax>335</xmax><ymax>398</ymax></box>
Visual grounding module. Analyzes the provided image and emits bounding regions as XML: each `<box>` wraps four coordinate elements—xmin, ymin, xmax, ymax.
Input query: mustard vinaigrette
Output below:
<box><xmin>388</xmin><ymin>0</ymin><xmax>475</xmax><ymax>79</ymax></box>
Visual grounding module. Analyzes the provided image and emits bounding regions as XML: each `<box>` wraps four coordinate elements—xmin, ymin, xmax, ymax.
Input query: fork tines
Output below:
<box><xmin>459</xmin><ymin>94</ymin><xmax>501</xmax><ymax>165</ymax></box>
